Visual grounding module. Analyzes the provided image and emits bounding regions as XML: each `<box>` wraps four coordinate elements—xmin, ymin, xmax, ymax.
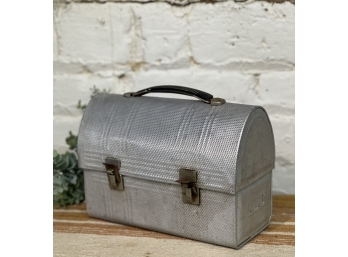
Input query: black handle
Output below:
<box><xmin>124</xmin><ymin>85</ymin><xmax>226</xmax><ymax>106</ymax></box>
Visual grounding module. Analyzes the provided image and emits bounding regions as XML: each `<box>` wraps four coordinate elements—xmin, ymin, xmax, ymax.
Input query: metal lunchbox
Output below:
<box><xmin>77</xmin><ymin>85</ymin><xmax>275</xmax><ymax>249</ymax></box>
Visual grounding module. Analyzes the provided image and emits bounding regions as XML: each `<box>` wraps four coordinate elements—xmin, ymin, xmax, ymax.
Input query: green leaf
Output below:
<box><xmin>70</xmin><ymin>175</ymin><xmax>77</xmax><ymax>185</ymax></box>
<box><xmin>56</xmin><ymin>155</ymin><xmax>69</xmax><ymax>170</ymax></box>
<box><xmin>77</xmin><ymin>100</ymin><xmax>87</xmax><ymax>110</ymax></box>
<box><xmin>54</xmin><ymin>187</ymin><xmax>64</xmax><ymax>194</ymax></box>
<box><xmin>54</xmin><ymin>154</ymin><xmax>63</xmax><ymax>165</ymax></box>
<box><xmin>66</xmin><ymin>131</ymin><xmax>78</xmax><ymax>150</ymax></box>
<box><xmin>53</xmin><ymin>177</ymin><xmax>63</xmax><ymax>186</ymax></box>
<box><xmin>63</xmin><ymin>173</ymin><xmax>73</xmax><ymax>182</ymax></box>
<box><xmin>61</xmin><ymin>181</ymin><xmax>68</xmax><ymax>191</ymax></box>
<box><xmin>67</xmin><ymin>153</ymin><xmax>77</xmax><ymax>170</ymax></box>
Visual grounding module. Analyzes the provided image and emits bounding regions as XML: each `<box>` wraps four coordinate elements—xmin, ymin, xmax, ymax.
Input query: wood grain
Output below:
<box><xmin>53</xmin><ymin>195</ymin><xmax>295</xmax><ymax>246</ymax></box>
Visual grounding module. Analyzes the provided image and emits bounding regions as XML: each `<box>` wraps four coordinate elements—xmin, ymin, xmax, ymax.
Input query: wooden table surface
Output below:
<box><xmin>53</xmin><ymin>195</ymin><xmax>294</xmax><ymax>256</ymax></box>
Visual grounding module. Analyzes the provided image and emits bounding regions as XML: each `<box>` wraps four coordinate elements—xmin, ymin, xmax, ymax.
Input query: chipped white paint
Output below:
<box><xmin>53</xmin><ymin>1</ymin><xmax>295</xmax><ymax>194</ymax></box>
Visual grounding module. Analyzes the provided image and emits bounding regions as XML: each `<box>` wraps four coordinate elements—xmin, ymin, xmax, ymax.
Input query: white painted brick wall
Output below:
<box><xmin>53</xmin><ymin>1</ymin><xmax>295</xmax><ymax>194</ymax></box>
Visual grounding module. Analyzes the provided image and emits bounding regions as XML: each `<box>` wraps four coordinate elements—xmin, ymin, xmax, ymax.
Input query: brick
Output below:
<box><xmin>245</xmin><ymin>71</ymin><xmax>295</xmax><ymax>116</ymax></box>
<box><xmin>270</xmin><ymin>115</ymin><xmax>295</xmax><ymax>166</ymax></box>
<box><xmin>188</xmin><ymin>2</ymin><xmax>294</xmax><ymax>65</ymax></box>
<box><xmin>54</xmin><ymin>2</ymin><xmax>294</xmax><ymax>70</ymax></box>
<box><xmin>53</xmin><ymin>59</ymin><xmax>85</xmax><ymax>74</ymax></box>
<box><xmin>53</xmin><ymin>74</ymin><xmax>117</xmax><ymax>115</ymax></box>
<box><xmin>131</xmin><ymin>4</ymin><xmax>190</xmax><ymax>64</ymax></box>
<box><xmin>54</xmin><ymin>3</ymin><xmax>131</xmax><ymax>63</ymax></box>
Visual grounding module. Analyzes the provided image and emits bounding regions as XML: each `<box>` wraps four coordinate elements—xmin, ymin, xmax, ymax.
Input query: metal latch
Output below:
<box><xmin>103</xmin><ymin>157</ymin><xmax>124</xmax><ymax>191</ymax></box>
<box><xmin>176</xmin><ymin>168</ymin><xmax>200</xmax><ymax>206</ymax></box>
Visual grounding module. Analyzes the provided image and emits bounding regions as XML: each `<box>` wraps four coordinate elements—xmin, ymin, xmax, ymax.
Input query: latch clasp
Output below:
<box><xmin>103</xmin><ymin>157</ymin><xmax>124</xmax><ymax>191</ymax></box>
<box><xmin>176</xmin><ymin>168</ymin><xmax>200</xmax><ymax>205</ymax></box>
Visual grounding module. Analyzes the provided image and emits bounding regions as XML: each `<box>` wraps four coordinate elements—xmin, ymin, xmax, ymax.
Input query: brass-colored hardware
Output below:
<box><xmin>176</xmin><ymin>168</ymin><xmax>200</xmax><ymax>205</ymax></box>
<box><xmin>103</xmin><ymin>157</ymin><xmax>124</xmax><ymax>191</ymax></box>
<box><xmin>210</xmin><ymin>98</ymin><xmax>226</xmax><ymax>106</ymax></box>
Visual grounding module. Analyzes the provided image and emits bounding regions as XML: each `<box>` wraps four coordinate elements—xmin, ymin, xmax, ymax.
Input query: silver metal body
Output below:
<box><xmin>77</xmin><ymin>93</ymin><xmax>275</xmax><ymax>249</ymax></box>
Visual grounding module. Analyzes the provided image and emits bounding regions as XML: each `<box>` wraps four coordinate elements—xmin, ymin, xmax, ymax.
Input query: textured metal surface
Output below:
<box><xmin>236</xmin><ymin>109</ymin><xmax>275</xmax><ymax>192</ymax></box>
<box><xmin>83</xmin><ymin>170</ymin><xmax>271</xmax><ymax>248</ymax></box>
<box><xmin>84</xmin><ymin>170</ymin><xmax>238</xmax><ymax>248</ymax></box>
<box><xmin>236</xmin><ymin>172</ymin><xmax>272</xmax><ymax>247</ymax></box>
<box><xmin>78</xmin><ymin>94</ymin><xmax>274</xmax><ymax>194</ymax></box>
<box><xmin>77</xmin><ymin>93</ymin><xmax>275</xmax><ymax>249</ymax></box>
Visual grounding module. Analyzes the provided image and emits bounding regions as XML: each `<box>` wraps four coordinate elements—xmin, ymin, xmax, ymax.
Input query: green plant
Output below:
<box><xmin>53</xmin><ymin>86</ymin><xmax>110</xmax><ymax>207</ymax></box>
<box><xmin>53</xmin><ymin>133</ymin><xmax>84</xmax><ymax>206</ymax></box>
